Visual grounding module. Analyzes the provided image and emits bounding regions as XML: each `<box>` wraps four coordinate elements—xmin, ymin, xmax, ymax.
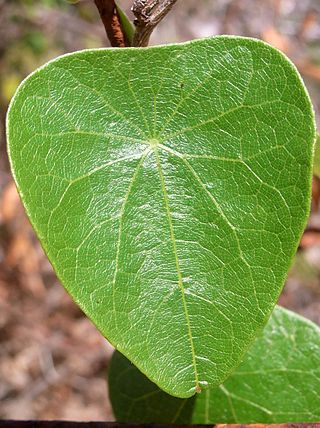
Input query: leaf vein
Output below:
<box><xmin>154</xmin><ymin>148</ymin><xmax>200</xmax><ymax>393</ymax></box>
<box><xmin>111</xmin><ymin>149</ymin><xmax>151</xmax><ymax>324</ymax></box>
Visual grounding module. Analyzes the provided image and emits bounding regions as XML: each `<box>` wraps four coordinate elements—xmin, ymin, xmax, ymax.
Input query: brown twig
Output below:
<box><xmin>132</xmin><ymin>0</ymin><xmax>178</xmax><ymax>47</ymax></box>
<box><xmin>94</xmin><ymin>0</ymin><xmax>129</xmax><ymax>47</ymax></box>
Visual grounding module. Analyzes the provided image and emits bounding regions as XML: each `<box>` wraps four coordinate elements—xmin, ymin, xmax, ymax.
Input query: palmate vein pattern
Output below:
<box><xmin>7</xmin><ymin>37</ymin><xmax>315</xmax><ymax>397</ymax></box>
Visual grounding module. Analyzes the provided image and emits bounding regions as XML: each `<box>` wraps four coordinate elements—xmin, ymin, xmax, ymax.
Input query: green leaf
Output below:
<box><xmin>109</xmin><ymin>306</ymin><xmax>320</xmax><ymax>423</ymax></box>
<box><xmin>313</xmin><ymin>134</ymin><xmax>320</xmax><ymax>178</ymax></box>
<box><xmin>7</xmin><ymin>37</ymin><xmax>315</xmax><ymax>397</ymax></box>
<box><xmin>116</xmin><ymin>3</ymin><xmax>134</xmax><ymax>45</ymax></box>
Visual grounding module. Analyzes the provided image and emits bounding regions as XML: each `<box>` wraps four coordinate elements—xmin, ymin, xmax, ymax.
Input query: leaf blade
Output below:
<box><xmin>7</xmin><ymin>37</ymin><xmax>315</xmax><ymax>397</ymax></box>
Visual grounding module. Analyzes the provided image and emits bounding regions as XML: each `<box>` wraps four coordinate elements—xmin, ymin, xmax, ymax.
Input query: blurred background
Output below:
<box><xmin>0</xmin><ymin>0</ymin><xmax>320</xmax><ymax>421</ymax></box>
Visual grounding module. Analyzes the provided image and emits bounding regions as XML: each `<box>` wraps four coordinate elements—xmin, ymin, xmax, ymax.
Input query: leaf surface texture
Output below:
<box><xmin>7</xmin><ymin>37</ymin><xmax>315</xmax><ymax>397</ymax></box>
<box><xmin>109</xmin><ymin>307</ymin><xmax>320</xmax><ymax>423</ymax></box>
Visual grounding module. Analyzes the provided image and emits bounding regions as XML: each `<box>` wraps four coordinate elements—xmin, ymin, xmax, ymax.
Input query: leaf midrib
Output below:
<box><xmin>154</xmin><ymin>147</ymin><xmax>200</xmax><ymax>393</ymax></box>
<box><xmin>101</xmin><ymin>144</ymin><xmax>201</xmax><ymax>393</ymax></box>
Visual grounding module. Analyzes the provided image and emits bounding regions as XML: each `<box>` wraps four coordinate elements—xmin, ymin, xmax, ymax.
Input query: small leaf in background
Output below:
<box><xmin>7</xmin><ymin>37</ymin><xmax>315</xmax><ymax>397</ymax></box>
<box><xmin>109</xmin><ymin>306</ymin><xmax>320</xmax><ymax>424</ymax></box>
<box><xmin>116</xmin><ymin>3</ymin><xmax>134</xmax><ymax>45</ymax></box>
<box><xmin>1</xmin><ymin>74</ymin><xmax>21</xmax><ymax>103</ymax></box>
<box><xmin>313</xmin><ymin>133</ymin><xmax>320</xmax><ymax>178</ymax></box>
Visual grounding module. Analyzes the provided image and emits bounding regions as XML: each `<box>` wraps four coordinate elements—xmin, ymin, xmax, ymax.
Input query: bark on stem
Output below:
<box><xmin>132</xmin><ymin>0</ymin><xmax>178</xmax><ymax>47</ymax></box>
<box><xmin>94</xmin><ymin>0</ymin><xmax>129</xmax><ymax>47</ymax></box>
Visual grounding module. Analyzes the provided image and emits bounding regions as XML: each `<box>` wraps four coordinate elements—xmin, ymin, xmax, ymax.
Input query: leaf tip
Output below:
<box><xmin>195</xmin><ymin>385</ymin><xmax>202</xmax><ymax>394</ymax></box>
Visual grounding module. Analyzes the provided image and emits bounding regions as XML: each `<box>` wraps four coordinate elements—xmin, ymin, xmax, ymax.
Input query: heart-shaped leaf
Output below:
<box><xmin>109</xmin><ymin>306</ymin><xmax>320</xmax><ymax>423</ymax></box>
<box><xmin>7</xmin><ymin>37</ymin><xmax>315</xmax><ymax>397</ymax></box>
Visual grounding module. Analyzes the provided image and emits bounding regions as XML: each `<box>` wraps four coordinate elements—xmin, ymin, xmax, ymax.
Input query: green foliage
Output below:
<box><xmin>313</xmin><ymin>134</ymin><xmax>320</xmax><ymax>178</ymax></box>
<box><xmin>116</xmin><ymin>3</ymin><xmax>135</xmax><ymax>45</ymax></box>
<box><xmin>7</xmin><ymin>37</ymin><xmax>315</xmax><ymax>397</ymax></box>
<box><xmin>109</xmin><ymin>306</ymin><xmax>320</xmax><ymax>423</ymax></box>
